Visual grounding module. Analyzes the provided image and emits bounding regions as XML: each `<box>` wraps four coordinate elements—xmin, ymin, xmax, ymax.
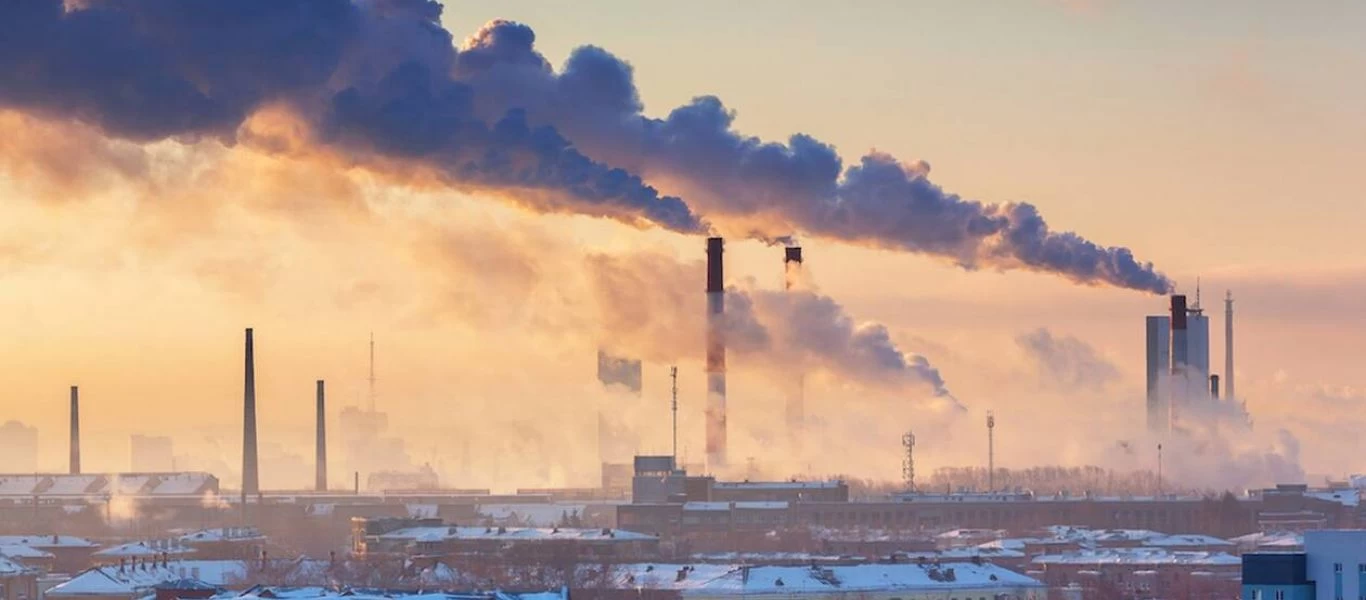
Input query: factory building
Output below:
<box><xmin>1146</xmin><ymin>290</ymin><xmax>1229</xmax><ymax>434</ymax></box>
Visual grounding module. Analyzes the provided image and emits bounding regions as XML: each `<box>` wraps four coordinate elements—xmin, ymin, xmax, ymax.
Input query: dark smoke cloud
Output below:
<box><xmin>1016</xmin><ymin>327</ymin><xmax>1120</xmax><ymax>391</ymax></box>
<box><xmin>454</xmin><ymin>21</ymin><xmax>1173</xmax><ymax>294</ymax></box>
<box><xmin>0</xmin><ymin>1</ymin><xmax>1166</xmax><ymax>292</ymax></box>
<box><xmin>0</xmin><ymin>0</ymin><xmax>701</xmax><ymax>233</ymax></box>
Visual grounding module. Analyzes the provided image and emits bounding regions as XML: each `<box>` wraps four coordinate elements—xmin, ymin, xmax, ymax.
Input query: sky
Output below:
<box><xmin>0</xmin><ymin>0</ymin><xmax>1364</xmax><ymax>491</ymax></box>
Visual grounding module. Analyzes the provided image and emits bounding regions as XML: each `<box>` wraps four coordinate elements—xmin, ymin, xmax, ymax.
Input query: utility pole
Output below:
<box><xmin>670</xmin><ymin>366</ymin><xmax>679</xmax><ymax>464</ymax></box>
<box><xmin>1157</xmin><ymin>443</ymin><xmax>1164</xmax><ymax>497</ymax></box>
<box><xmin>368</xmin><ymin>332</ymin><xmax>377</xmax><ymax>412</ymax></box>
<box><xmin>987</xmin><ymin>412</ymin><xmax>996</xmax><ymax>492</ymax></box>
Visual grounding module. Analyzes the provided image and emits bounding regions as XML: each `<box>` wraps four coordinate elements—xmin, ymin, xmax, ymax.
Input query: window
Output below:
<box><xmin>1359</xmin><ymin>564</ymin><xmax>1366</xmax><ymax>573</ymax></box>
<box><xmin>1337</xmin><ymin>563</ymin><xmax>1344</xmax><ymax>573</ymax></box>
<box><xmin>1275</xmin><ymin>591</ymin><xmax>1284</xmax><ymax>600</ymax></box>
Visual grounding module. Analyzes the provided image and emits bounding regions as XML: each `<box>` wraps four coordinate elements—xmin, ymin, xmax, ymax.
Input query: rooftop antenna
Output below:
<box><xmin>901</xmin><ymin>431</ymin><xmax>916</xmax><ymax>492</ymax></box>
<box><xmin>986</xmin><ymin>412</ymin><xmax>996</xmax><ymax>492</ymax></box>
<box><xmin>1194</xmin><ymin>277</ymin><xmax>1202</xmax><ymax>310</ymax></box>
<box><xmin>670</xmin><ymin>366</ymin><xmax>679</xmax><ymax>464</ymax></box>
<box><xmin>368</xmin><ymin>332</ymin><xmax>377</xmax><ymax>412</ymax></box>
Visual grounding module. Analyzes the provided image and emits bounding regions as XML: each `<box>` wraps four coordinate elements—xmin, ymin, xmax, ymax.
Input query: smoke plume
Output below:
<box><xmin>0</xmin><ymin>0</ymin><xmax>700</xmax><ymax>233</ymax></box>
<box><xmin>1016</xmin><ymin>327</ymin><xmax>1121</xmax><ymax>391</ymax></box>
<box><xmin>0</xmin><ymin>1</ymin><xmax>1169</xmax><ymax>293</ymax></box>
<box><xmin>582</xmin><ymin>252</ymin><xmax>961</xmax><ymax>410</ymax></box>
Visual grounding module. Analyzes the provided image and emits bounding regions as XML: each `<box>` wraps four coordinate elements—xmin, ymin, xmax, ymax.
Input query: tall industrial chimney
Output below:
<box><xmin>1225</xmin><ymin>291</ymin><xmax>1235</xmax><ymax>401</ymax></box>
<box><xmin>315</xmin><ymin>380</ymin><xmax>327</xmax><ymax>492</ymax></box>
<box><xmin>69</xmin><ymin>385</ymin><xmax>80</xmax><ymax>475</ymax></box>
<box><xmin>242</xmin><ymin>328</ymin><xmax>259</xmax><ymax>502</ymax></box>
<box><xmin>705</xmin><ymin>237</ymin><xmax>727</xmax><ymax>471</ymax></box>
<box><xmin>1170</xmin><ymin>294</ymin><xmax>1189</xmax><ymax>371</ymax></box>
<box><xmin>783</xmin><ymin>247</ymin><xmax>805</xmax><ymax>455</ymax></box>
<box><xmin>1169</xmin><ymin>295</ymin><xmax>1188</xmax><ymax>427</ymax></box>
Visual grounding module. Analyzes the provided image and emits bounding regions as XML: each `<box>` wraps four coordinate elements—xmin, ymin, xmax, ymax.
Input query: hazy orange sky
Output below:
<box><xmin>0</xmin><ymin>0</ymin><xmax>1363</xmax><ymax>490</ymax></box>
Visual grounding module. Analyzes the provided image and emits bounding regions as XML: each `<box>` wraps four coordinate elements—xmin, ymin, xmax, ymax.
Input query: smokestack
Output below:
<box><xmin>783</xmin><ymin>246</ymin><xmax>805</xmax><ymax>457</ymax></box>
<box><xmin>69</xmin><ymin>386</ymin><xmax>80</xmax><ymax>475</ymax></box>
<box><xmin>705</xmin><ymin>237</ymin><xmax>727</xmax><ymax>470</ymax></box>
<box><xmin>315</xmin><ymin>380</ymin><xmax>327</xmax><ymax>492</ymax></box>
<box><xmin>1225</xmin><ymin>291</ymin><xmax>1235</xmax><ymax>401</ymax></box>
<box><xmin>1170</xmin><ymin>294</ymin><xmax>1189</xmax><ymax>366</ymax></box>
<box><xmin>242</xmin><ymin>328</ymin><xmax>259</xmax><ymax>501</ymax></box>
<box><xmin>1210</xmin><ymin>374</ymin><xmax>1220</xmax><ymax>399</ymax></box>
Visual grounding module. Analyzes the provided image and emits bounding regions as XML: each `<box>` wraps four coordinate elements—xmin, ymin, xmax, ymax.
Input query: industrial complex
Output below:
<box><xmin>0</xmin><ymin>238</ymin><xmax>1359</xmax><ymax>600</ymax></box>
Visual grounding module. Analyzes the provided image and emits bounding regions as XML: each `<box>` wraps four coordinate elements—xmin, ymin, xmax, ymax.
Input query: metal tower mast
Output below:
<box><xmin>901</xmin><ymin>432</ymin><xmax>916</xmax><ymax>491</ymax></box>
<box><xmin>670</xmin><ymin>366</ymin><xmax>679</xmax><ymax>463</ymax></box>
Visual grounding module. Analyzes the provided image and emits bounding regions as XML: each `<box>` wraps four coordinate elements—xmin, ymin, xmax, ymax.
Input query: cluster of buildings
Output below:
<box><xmin>1145</xmin><ymin>288</ymin><xmax>1239</xmax><ymax>434</ymax></box>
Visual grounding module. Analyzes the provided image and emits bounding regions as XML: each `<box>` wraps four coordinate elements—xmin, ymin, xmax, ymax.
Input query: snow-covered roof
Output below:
<box><xmin>1033</xmin><ymin>549</ymin><xmax>1241</xmax><ymax>567</ymax></box>
<box><xmin>0</xmin><ymin>473</ymin><xmax>216</xmax><ymax>497</ymax></box>
<box><xmin>712</xmin><ymin>481</ymin><xmax>843</xmax><ymax>490</ymax></box>
<box><xmin>177</xmin><ymin>527</ymin><xmax>265</xmax><ymax>543</ymax></box>
<box><xmin>0</xmin><ymin>535</ymin><xmax>98</xmax><ymax>549</ymax></box>
<box><xmin>476</xmin><ymin>504</ymin><xmax>587</xmax><ymax>527</ymax></box>
<box><xmin>691</xmin><ymin>552</ymin><xmax>845</xmax><ymax>563</ymax></box>
<box><xmin>936</xmin><ymin>529</ymin><xmax>1007</xmax><ymax>540</ymax></box>
<box><xmin>380</xmin><ymin>527</ymin><xmax>656</xmax><ymax>543</ymax></box>
<box><xmin>0</xmin><ymin>556</ymin><xmax>35</xmax><ymax>575</ymax></box>
<box><xmin>0</xmin><ymin>544</ymin><xmax>55</xmax><ymax>559</ymax></box>
<box><xmin>611</xmin><ymin>562</ymin><xmax>1042</xmax><ymax>594</ymax></box>
<box><xmin>1145</xmin><ymin>534</ymin><xmax>1233</xmax><ymax>548</ymax></box>
<box><xmin>896</xmin><ymin>548</ymin><xmax>1027</xmax><ymax>560</ymax></box>
<box><xmin>47</xmin><ymin>561</ymin><xmax>247</xmax><ymax>596</ymax></box>
<box><xmin>1231</xmin><ymin>531</ymin><xmax>1304</xmax><ymax>548</ymax></box>
<box><xmin>1308</xmin><ymin>489</ymin><xmax>1360</xmax><ymax>507</ymax></box>
<box><xmin>93</xmin><ymin>541</ymin><xmax>197</xmax><ymax>558</ymax></box>
<box><xmin>227</xmin><ymin>587</ymin><xmax>567</xmax><ymax>600</ymax></box>
<box><xmin>810</xmin><ymin>527</ymin><xmax>931</xmax><ymax>543</ymax></box>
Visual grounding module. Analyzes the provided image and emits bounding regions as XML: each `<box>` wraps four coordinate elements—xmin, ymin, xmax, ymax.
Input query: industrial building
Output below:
<box><xmin>593</xmin><ymin>562</ymin><xmax>1045</xmax><ymax>600</ymax></box>
<box><xmin>350</xmin><ymin>517</ymin><xmax>661</xmax><ymax>563</ymax></box>
<box><xmin>1146</xmin><ymin>290</ymin><xmax>1235</xmax><ymax>433</ymax></box>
